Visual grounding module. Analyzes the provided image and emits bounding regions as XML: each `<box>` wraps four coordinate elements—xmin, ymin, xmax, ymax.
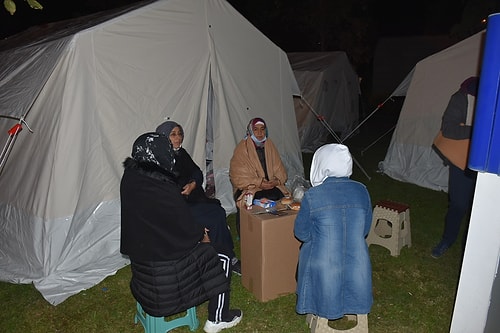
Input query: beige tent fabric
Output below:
<box><xmin>380</xmin><ymin>31</ymin><xmax>485</xmax><ymax>191</ymax></box>
<box><xmin>288</xmin><ymin>52</ymin><xmax>360</xmax><ymax>152</ymax></box>
<box><xmin>0</xmin><ymin>0</ymin><xmax>302</xmax><ymax>305</ymax></box>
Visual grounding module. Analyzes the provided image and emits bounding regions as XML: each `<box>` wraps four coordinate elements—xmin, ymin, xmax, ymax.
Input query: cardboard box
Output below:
<box><xmin>240</xmin><ymin>205</ymin><xmax>300</xmax><ymax>301</ymax></box>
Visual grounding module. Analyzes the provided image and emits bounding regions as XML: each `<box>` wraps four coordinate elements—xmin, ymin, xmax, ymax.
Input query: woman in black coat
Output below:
<box><xmin>120</xmin><ymin>132</ymin><xmax>242</xmax><ymax>333</ymax></box>
<box><xmin>156</xmin><ymin>121</ymin><xmax>241</xmax><ymax>275</ymax></box>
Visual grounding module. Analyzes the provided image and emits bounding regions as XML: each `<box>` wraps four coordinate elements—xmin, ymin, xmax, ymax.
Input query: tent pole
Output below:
<box><xmin>0</xmin><ymin>117</ymin><xmax>33</xmax><ymax>176</ymax></box>
<box><xmin>300</xmin><ymin>97</ymin><xmax>371</xmax><ymax>180</ymax></box>
<box><xmin>0</xmin><ymin>124</ymin><xmax>22</xmax><ymax>175</ymax></box>
<box><xmin>342</xmin><ymin>95</ymin><xmax>395</xmax><ymax>142</ymax></box>
<box><xmin>360</xmin><ymin>125</ymin><xmax>396</xmax><ymax>156</ymax></box>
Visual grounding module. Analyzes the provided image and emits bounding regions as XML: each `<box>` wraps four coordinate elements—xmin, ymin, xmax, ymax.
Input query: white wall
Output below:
<box><xmin>451</xmin><ymin>172</ymin><xmax>500</xmax><ymax>332</ymax></box>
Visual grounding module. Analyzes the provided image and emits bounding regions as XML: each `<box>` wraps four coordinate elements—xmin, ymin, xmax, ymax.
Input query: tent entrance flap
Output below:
<box><xmin>299</xmin><ymin>96</ymin><xmax>371</xmax><ymax>180</ymax></box>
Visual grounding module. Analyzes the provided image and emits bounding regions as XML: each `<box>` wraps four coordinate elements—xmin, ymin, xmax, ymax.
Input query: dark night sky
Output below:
<box><xmin>0</xmin><ymin>0</ymin><xmax>145</xmax><ymax>39</ymax></box>
<box><xmin>0</xmin><ymin>0</ymin><xmax>468</xmax><ymax>41</ymax></box>
<box><xmin>0</xmin><ymin>0</ymin><xmax>496</xmax><ymax>83</ymax></box>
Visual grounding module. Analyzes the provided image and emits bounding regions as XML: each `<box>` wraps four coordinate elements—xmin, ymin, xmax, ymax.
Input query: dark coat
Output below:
<box><xmin>174</xmin><ymin>147</ymin><xmax>215</xmax><ymax>203</ymax></box>
<box><xmin>173</xmin><ymin>148</ymin><xmax>235</xmax><ymax>256</ymax></box>
<box><xmin>129</xmin><ymin>242</ymin><xmax>229</xmax><ymax>317</ymax></box>
<box><xmin>120</xmin><ymin>158</ymin><xmax>229</xmax><ymax>316</ymax></box>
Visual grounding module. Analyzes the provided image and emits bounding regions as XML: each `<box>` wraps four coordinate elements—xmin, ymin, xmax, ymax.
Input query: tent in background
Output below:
<box><xmin>0</xmin><ymin>0</ymin><xmax>303</xmax><ymax>305</ymax></box>
<box><xmin>287</xmin><ymin>52</ymin><xmax>360</xmax><ymax>153</ymax></box>
<box><xmin>379</xmin><ymin>31</ymin><xmax>486</xmax><ymax>191</ymax></box>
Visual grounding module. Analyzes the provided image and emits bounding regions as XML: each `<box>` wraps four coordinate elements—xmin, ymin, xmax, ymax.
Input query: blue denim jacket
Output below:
<box><xmin>294</xmin><ymin>177</ymin><xmax>373</xmax><ymax>319</ymax></box>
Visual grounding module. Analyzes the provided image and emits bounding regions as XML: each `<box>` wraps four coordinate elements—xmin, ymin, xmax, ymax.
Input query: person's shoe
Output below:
<box><xmin>231</xmin><ymin>258</ymin><xmax>241</xmax><ymax>276</ymax></box>
<box><xmin>431</xmin><ymin>241</ymin><xmax>450</xmax><ymax>259</ymax></box>
<box><xmin>203</xmin><ymin>309</ymin><xmax>243</xmax><ymax>333</ymax></box>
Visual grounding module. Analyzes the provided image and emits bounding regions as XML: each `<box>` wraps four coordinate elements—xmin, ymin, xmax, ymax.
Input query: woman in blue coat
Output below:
<box><xmin>294</xmin><ymin>143</ymin><xmax>373</xmax><ymax>320</ymax></box>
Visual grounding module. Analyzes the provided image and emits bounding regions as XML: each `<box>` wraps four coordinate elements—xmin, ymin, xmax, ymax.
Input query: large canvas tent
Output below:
<box><xmin>287</xmin><ymin>52</ymin><xmax>360</xmax><ymax>153</ymax></box>
<box><xmin>0</xmin><ymin>0</ymin><xmax>303</xmax><ymax>305</ymax></box>
<box><xmin>379</xmin><ymin>31</ymin><xmax>485</xmax><ymax>191</ymax></box>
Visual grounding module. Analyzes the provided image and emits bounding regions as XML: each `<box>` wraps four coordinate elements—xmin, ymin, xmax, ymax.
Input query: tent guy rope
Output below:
<box><xmin>299</xmin><ymin>96</ymin><xmax>371</xmax><ymax>180</ymax></box>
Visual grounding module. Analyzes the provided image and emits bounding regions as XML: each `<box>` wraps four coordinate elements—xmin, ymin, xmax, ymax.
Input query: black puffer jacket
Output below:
<box><xmin>130</xmin><ymin>243</ymin><xmax>228</xmax><ymax>317</ymax></box>
<box><xmin>120</xmin><ymin>158</ymin><xmax>229</xmax><ymax>316</ymax></box>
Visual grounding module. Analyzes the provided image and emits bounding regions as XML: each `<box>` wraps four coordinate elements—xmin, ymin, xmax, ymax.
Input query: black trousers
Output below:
<box><xmin>441</xmin><ymin>163</ymin><xmax>477</xmax><ymax>247</ymax></box>
<box><xmin>189</xmin><ymin>201</ymin><xmax>236</xmax><ymax>259</ymax></box>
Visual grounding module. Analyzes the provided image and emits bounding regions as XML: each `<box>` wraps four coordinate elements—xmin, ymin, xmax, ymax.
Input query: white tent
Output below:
<box><xmin>0</xmin><ymin>0</ymin><xmax>303</xmax><ymax>305</ymax></box>
<box><xmin>287</xmin><ymin>52</ymin><xmax>360</xmax><ymax>152</ymax></box>
<box><xmin>379</xmin><ymin>31</ymin><xmax>485</xmax><ymax>191</ymax></box>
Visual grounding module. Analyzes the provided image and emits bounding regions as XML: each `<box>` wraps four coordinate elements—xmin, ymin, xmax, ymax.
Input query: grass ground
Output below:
<box><xmin>0</xmin><ymin>102</ymin><xmax>466</xmax><ymax>332</ymax></box>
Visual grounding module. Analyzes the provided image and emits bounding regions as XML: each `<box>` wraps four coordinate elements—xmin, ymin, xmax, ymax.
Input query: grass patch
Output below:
<box><xmin>0</xmin><ymin>108</ymin><xmax>464</xmax><ymax>332</ymax></box>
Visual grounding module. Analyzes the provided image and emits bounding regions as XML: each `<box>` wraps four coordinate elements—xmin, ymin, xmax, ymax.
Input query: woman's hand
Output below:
<box><xmin>181</xmin><ymin>181</ymin><xmax>196</xmax><ymax>196</ymax></box>
<box><xmin>260</xmin><ymin>179</ymin><xmax>279</xmax><ymax>190</ymax></box>
<box><xmin>201</xmin><ymin>228</ymin><xmax>210</xmax><ymax>243</ymax></box>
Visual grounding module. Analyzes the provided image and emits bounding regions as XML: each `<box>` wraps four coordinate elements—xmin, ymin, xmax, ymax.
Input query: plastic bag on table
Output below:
<box><xmin>287</xmin><ymin>175</ymin><xmax>311</xmax><ymax>203</ymax></box>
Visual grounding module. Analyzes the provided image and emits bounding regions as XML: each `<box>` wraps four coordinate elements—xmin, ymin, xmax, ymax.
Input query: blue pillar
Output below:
<box><xmin>469</xmin><ymin>13</ymin><xmax>500</xmax><ymax>175</ymax></box>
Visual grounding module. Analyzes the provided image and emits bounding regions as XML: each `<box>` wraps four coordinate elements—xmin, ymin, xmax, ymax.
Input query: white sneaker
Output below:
<box><xmin>203</xmin><ymin>309</ymin><xmax>242</xmax><ymax>333</ymax></box>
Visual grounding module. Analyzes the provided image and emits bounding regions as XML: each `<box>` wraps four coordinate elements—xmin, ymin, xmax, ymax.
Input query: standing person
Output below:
<box><xmin>229</xmin><ymin>117</ymin><xmax>290</xmax><ymax>235</ymax></box>
<box><xmin>294</xmin><ymin>143</ymin><xmax>373</xmax><ymax>321</ymax></box>
<box><xmin>431</xmin><ymin>76</ymin><xmax>479</xmax><ymax>258</ymax></box>
<box><xmin>155</xmin><ymin>121</ymin><xmax>241</xmax><ymax>275</ymax></box>
<box><xmin>120</xmin><ymin>132</ymin><xmax>242</xmax><ymax>333</ymax></box>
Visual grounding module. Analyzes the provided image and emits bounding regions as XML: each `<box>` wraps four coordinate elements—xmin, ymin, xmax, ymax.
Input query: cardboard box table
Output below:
<box><xmin>240</xmin><ymin>205</ymin><xmax>300</xmax><ymax>301</ymax></box>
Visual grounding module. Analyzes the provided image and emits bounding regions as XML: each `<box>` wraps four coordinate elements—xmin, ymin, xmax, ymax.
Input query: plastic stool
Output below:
<box><xmin>306</xmin><ymin>314</ymin><xmax>369</xmax><ymax>333</ymax></box>
<box><xmin>135</xmin><ymin>302</ymin><xmax>199</xmax><ymax>333</ymax></box>
<box><xmin>366</xmin><ymin>200</ymin><xmax>411</xmax><ymax>256</ymax></box>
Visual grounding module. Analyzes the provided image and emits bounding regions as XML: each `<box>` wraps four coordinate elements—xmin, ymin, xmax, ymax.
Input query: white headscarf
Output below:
<box><xmin>310</xmin><ymin>144</ymin><xmax>353</xmax><ymax>187</ymax></box>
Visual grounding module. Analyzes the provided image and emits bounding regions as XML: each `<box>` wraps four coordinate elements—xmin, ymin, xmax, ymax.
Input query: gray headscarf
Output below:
<box><xmin>156</xmin><ymin>121</ymin><xmax>184</xmax><ymax>137</ymax></box>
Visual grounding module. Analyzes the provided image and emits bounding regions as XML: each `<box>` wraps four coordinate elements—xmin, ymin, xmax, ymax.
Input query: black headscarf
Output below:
<box><xmin>459</xmin><ymin>76</ymin><xmax>479</xmax><ymax>96</ymax></box>
<box><xmin>121</xmin><ymin>132</ymin><xmax>205</xmax><ymax>262</ymax></box>
<box><xmin>131</xmin><ymin>132</ymin><xmax>176</xmax><ymax>174</ymax></box>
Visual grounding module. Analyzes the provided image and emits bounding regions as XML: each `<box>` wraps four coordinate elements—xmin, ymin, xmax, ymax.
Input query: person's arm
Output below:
<box><xmin>260</xmin><ymin>179</ymin><xmax>278</xmax><ymax>190</ymax></box>
<box><xmin>177</xmin><ymin>148</ymin><xmax>204</xmax><ymax>196</ymax></box>
<box><xmin>363</xmin><ymin>187</ymin><xmax>373</xmax><ymax>237</ymax></box>
<box><xmin>181</xmin><ymin>167</ymin><xmax>203</xmax><ymax>196</ymax></box>
<box><xmin>294</xmin><ymin>194</ymin><xmax>311</xmax><ymax>242</ymax></box>
<box><xmin>265</xmin><ymin>139</ymin><xmax>288</xmax><ymax>185</ymax></box>
<box><xmin>441</xmin><ymin>91</ymin><xmax>472</xmax><ymax>140</ymax></box>
<box><xmin>229</xmin><ymin>140</ymin><xmax>266</xmax><ymax>191</ymax></box>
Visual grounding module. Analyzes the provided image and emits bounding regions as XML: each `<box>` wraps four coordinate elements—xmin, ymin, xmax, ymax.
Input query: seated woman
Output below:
<box><xmin>229</xmin><ymin>117</ymin><xmax>290</xmax><ymax>235</ymax></box>
<box><xmin>156</xmin><ymin>121</ymin><xmax>240</xmax><ymax>275</ymax></box>
<box><xmin>294</xmin><ymin>143</ymin><xmax>373</xmax><ymax>323</ymax></box>
<box><xmin>120</xmin><ymin>132</ymin><xmax>242</xmax><ymax>333</ymax></box>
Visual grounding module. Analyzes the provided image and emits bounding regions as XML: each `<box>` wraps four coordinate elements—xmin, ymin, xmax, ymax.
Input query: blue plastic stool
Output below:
<box><xmin>135</xmin><ymin>302</ymin><xmax>199</xmax><ymax>333</ymax></box>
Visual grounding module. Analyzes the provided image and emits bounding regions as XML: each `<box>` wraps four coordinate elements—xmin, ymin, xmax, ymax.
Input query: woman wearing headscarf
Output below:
<box><xmin>294</xmin><ymin>144</ymin><xmax>373</xmax><ymax>323</ymax></box>
<box><xmin>229</xmin><ymin>117</ymin><xmax>290</xmax><ymax>235</ymax></box>
<box><xmin>120</xmin><ymin>132</ymin><xmax>242</xmax><ymax>333</ymax></box>
<box><xmin>155</xmin><ymin>121</ymin><xmax>241</xmax><ymax>275</ymax></box>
